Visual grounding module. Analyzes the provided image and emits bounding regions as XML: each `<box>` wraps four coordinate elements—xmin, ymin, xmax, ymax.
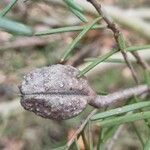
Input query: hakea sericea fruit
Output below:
<box><xmin>20</xmin><ymin>64</ymin><xmax>149</xmax><ymax>120</ymax></box>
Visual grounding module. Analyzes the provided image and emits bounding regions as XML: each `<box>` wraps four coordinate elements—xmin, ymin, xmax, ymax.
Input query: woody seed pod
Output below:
<box><xmin>20</xmin><ymin>64</ymin><xmax>96</xmax><ymax>120</ymax></box>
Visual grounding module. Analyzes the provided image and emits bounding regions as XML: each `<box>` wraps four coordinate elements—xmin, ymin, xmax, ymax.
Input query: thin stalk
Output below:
<box><xmin>63</xmin><ymin>0</ymin><xmax>84</xmax><ymax>12</ymax></box>
<box><xmin>81</xmin><ymin>131</ymin><xmax>90</xmax><ymax>150</ymax></box>
<box><xmin>87</xmin><ymin>0</ymin><xmax>139</xmax><ymax>84</ymax></box>
<box><xmin>132</xmin><ymin>123</ymin><xmax>145</xmax><ymax>147</ymax></box>
<box><xmin>61</xmin><ymin>17</ymin><xmax>102</xmax><ymax>62</ymax></box>
<box><xmin>133</xmin><ymin>97</ymin><xmax>150</xmax><ymax>129</ymax></box>
<box><xmin>97</xmin><ymin>128</ymin><xmax>105</xmax><ymax>150</ymax></box>
<box><xmin>34</xmin><ymin>25</ymin><xmax>105</xmax><ymax>36</ymax></box>
<box><xmin>97</xmin><ymin>111</ymin><xmax>150</xmax><ymax>127</ymax></box>
<box><xmin>78</xmin><ymin>44</ymin><xmax>150</xmax><ymax>77</ymax></box>
<box><xmin>91</xmin><ymin>101</ymin><xmax>150</xmax><ymax>121</ymax></box>
<box><xmin>78</xmin><ymin>49</ymin><xmax>118</xmax><ymax>77</ymax></box>
<box><xmin>89</xmin><ymin>84</ymin><xmax>149</xmax><ymax>109</ymax></box>
<box><xmin>75</xmin><ymin>138</ymin><xmax>80</xmax><ymax>150</ymax></box>
<box><xmin>69</xmin><ymin>7</ymin><xmax>88</xmax><ymax>22</ymax></box>
<box><xmin>85</xmin><ymin>58</ymin><xmax>129</xmax><ymax>63</ymax></box>
<box><xmin>144</xmin><ymin>136</ymin><xmax>150</xmax><ymax>150</ymax></box>
<box><xmin>0</xmin><ymin>0</ymin><xmax>18</xmax><ymax>17</ymax></box>
<box><xmin>127</xmin><ymin>45</ymin><xmax>150</xmax><ymax>52</ymax></box>
<box><xmin>88</xmin><ymin>120</ymin><xmax>94</xmax><ymax>150</ymax></box>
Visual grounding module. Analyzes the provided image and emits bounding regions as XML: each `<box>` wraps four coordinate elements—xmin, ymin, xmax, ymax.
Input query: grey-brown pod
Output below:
<box><xmin>20</xmin><ymin>64</ymin><xmax>96</xmax><ymax>120</ymax></box>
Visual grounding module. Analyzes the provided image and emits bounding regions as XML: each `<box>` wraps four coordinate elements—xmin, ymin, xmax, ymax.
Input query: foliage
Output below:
<box><xmin>0</xmin><ymin>0</ymin><xmax>150</xmax><ymax>150</ymax></box>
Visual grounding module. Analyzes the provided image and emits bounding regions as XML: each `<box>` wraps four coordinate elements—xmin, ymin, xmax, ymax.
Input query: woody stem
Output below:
<box><xmin>89</xmin><ymin>85</ymin><xmax>149</xmax><ymax>108</ymax></box>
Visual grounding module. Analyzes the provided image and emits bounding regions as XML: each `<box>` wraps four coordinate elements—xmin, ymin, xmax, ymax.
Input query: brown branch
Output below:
<box><xmin>89</xmin><ymin>84</ymin><xmax>149</xmax><ymax>108</ymax></box>
<box><xmin>131</xmin><ymin>52</ymin><xmax>150</xmax><ymax>71</ymax></box>
<box><xmin>0</xmin><ymin>36</ymin><xmax>61</xmax><ymax>50</ymax></box>
<box><xmin>66</xmin><ymin>84</ymin><xmax>149</xmax><ymax>148</ymax></box>
<box><xmin>87</xmin><ymin>0</ymin><xmax>139</xmax><ymax>84</ymax></box>
<box><xmin>45</xmin><ymin>0</ymin><xmax>150</xmax><ymax>40</ymax></box>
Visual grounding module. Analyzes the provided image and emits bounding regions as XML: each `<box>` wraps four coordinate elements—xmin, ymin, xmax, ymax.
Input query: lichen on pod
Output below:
<box><xmin>20</xmin><ymin>64</ymin><xmax>96</xmax><ymax>120</ymax></box>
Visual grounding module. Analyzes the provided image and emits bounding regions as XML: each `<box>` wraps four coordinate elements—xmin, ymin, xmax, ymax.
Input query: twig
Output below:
<box><xmin>131</xmin><ymin>52</ymin><xmax>150</xmax><ymax>71</ymax></box>
<box><xmin>87</xmin><ymin>0</ymin><xmax>139</xmax><ymax>84</ymax></box>
<box><xmin>0</xmin><ymin>36</ymin><xmax>61</xmax><ymax>50</ymax></box>
<box><xmin>46</xmin><ymin>0</ymin><xmax>150</xmax><ymax>40</ymax></box>
<box><xmin>89</xmin><ymin>84</ymin><xmax>149</xmax><ymax>108</ymax></box>
<box><xmin>0</xmin><ymin>0</ymin><xmax>18</xmax><ymax>17</ymax></box>
<box><xmin>127</xmin><ymin>40</ymin><xmax>150</xmax><ymax>72</ymax></box>
<box><xmin>78</xmin><ymin>50</ymin><xmax>150</xmax><ymax>79</ymax></box>
<box><xmin>121</xmin><ymin>50</ymin><xmax>139</xmax><ymax>84</ymax></box>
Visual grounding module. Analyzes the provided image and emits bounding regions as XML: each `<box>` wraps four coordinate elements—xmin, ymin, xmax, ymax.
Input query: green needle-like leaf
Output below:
<box><xmin>51</xmin><ymin>146</ymin><xmax>67</xmax><ymax>150</ymax></box>
<box><xmin>61</xmin><ymin>17</ymin><xmax>101</xmax><ymax>62</ymax></box>
<box><xmin>132</xmin><ymin>123</ymin><xmax>145</xmax><ymax>147</ymax></box>
<box><xmin>0</xmin><ymin>17</ymin><xmax>33</xmax><ymax>35</ymax></box>
<box><xmin>84</xmin><ymin>58</ymin><xmax>127</xmax><ymax>63</ymax></box>
<box><xmin>63</xmin><ymin>0</ymin><xmax>87</xmax><ymax>22</ymax></box>
<box><xmin>64</xmin><ymin>0</ymin><xmax>84</xmax><ymax>12</ymax></box>
<box><xmin>69</xmin><ymin>7</ymin><xmax>88</xmax><ymax>22</ymax></box>
<box><xmin>97</xmin><ymin>110</ymin><xmax>150</xmax><ymax>127</ymax></box>
<box><xmin>91</xmin><ymin>101</ymin><xmax>150</xmax><ymax>121</ymax></box>
<box><xmin>127</xmin><ymin>45</ymin><xmax>150</xmax><ymax>52</ymax></box>
<box><xmin>79</xmin><ymin>44</ymin><xmax>150</xmax><ymax>77</ymax></box>
<box><xmin>144</xmin><ymin>136</ymin><xmax>150</xmax><ymax>150</ymax></box>
<box><xmin>103</xmin><ymin>125</ymin><xmax>120</xmax><ymax>142</ymax></box>
<box><xmin>0</xmin><ymin>0</ymin><xmax>18</xmax><ymax>17</ymax></box>
<box><xmin>144</xmin><ymin>70</ymin><xmax>150</xmax><ymax>87</ymax></box>
<box><xmin>78</xmin><ymin>49</ymin><xmax>118</xmax><ymax>77</ymax></box>
<box><xmin>75</xmin><ymin>138</ymin><xmax>80</xmax><ymax>150</ymax></box>
<box><xmin>34</xmin><ymin>25</ymin><xmax>105</xmax><ymax>36</ymax></box>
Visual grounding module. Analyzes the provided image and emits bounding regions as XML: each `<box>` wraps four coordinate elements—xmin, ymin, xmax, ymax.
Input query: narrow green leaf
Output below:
<box><xmin>61</xmin><ymin>17</ymin><xmax>101</xmax><ymax>62</ymax></box>
<box><xmin>0</xmin><ymin>0</ymin><xmax>18</xmax><ymax>17</ymax></box>
<box><xmin>103</xmin><ymin>125</ymin><xmax>120</xmax><ymax>142</ymax></box>
<box><xmin>133</xmin><ymin>97</ymin><xmax>150</xmax><ymax>130</ymax></box>
<box><xmin>97</xmin><ymin>128</ymin><xmax>105</xmax><ymax>150</ymax></box>
<box><xmin>69</xmin><ymin>7</ymin><xmax>88</xmax><ymax>22</ymax></box>
<box><xmin>91</xmin><ymin>101</ymin><xmax>150</xmax><ymax>121</ymax></box>
<box><xmin>51</xmin><ymin>146</ymin><xmax>67</xmax><ymax>150</ymax></box>
<box><xmin>34</xmin><ymin>25</ymin><xmax>106</xmax><ymax>36</ymax></box>
<box><xmin>81</xmin><ymin>131</ymin><xmax>90</xmax><ymax>150</ymax></box>
<box><xmin>84</xmin><ymin>58</ymin><xmax>126</xmax><ymax>63</ymax></box>
<box><xmin>52</xmin><ymin>146</ymin><xmax>67</xmax><ymax>150</ymax></box>
<box><xmin>78</xmin><ymin>49</ymin><xmax>118</xmax><ymax>77</ymax></box>
<box><xmin>127</xmin><ymin>45</ymin><xmax>150</xmax><ymax>52</ymax></box>
<box><xmin>75</xmin><ymin>138</ymin><xmax>80</xmax><ymax>150</ymax></box>
<box><xmin>144</xmin><ymin>70</ymin><xmax>150</xmax><ymax>87</ymax></box>
<box><xmin>64</xmin><ymin>0</ymin><xmax>83</xmax><ymax>12</ymax></box>
<box><xmin>0</xmin><ymin>17</ymin><xmax>33</xmax><ymax>35</ymax></box>
<box><xmin>63</xmin><ymin>0</ymin><xmax>87</xmax><ymax>22</ymax></box>
<box><xmin>144</xmin><ymin>136</ymin><xmax>150</xmax><ymax>150</ymax></box>
<box><xmin>79</xmin><ymin>44</ymin><xmax>150</xmax><ymax>76</ymax></box>
<box><xmin>132</xmin><ymin>123</ymin><xmax>145</xmax><ymax>147</ymax></box>
<box><xmin>88</xmin><ymin>121</ymin><xmax>94</xmax><ymax>150</ymax></box>
<box><xmin>97</xmin><ymin>111</ymin><xmax>150</xmax><ymax>127</ymax></box>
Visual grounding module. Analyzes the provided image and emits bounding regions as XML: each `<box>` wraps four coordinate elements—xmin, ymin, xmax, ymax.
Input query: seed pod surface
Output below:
<box><xmin>20</xmin><ymin>64</ymin><xmax>96</xmax><ymax>120</ymax></box>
